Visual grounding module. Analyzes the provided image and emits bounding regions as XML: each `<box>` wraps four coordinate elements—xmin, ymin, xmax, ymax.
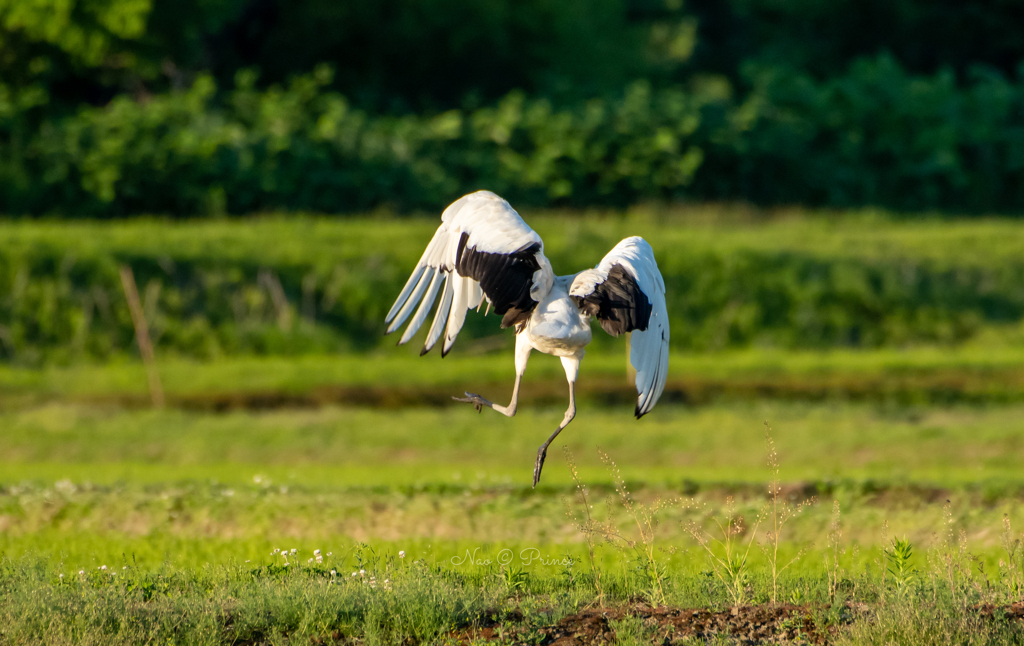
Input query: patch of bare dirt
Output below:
<box><xmin>306</xmin><ymin>601</ymin><xmax>1024</xmax><ymax>645</ymax></box>
<box><xmin>454</xmin><ymin>602</ymin><xmax>844</xmax><ymax>645</ymax></box>
<box><xmin>975</xmin><ymin>602</ymin><xmax>1024</xmax><ymax>622</ymax></box>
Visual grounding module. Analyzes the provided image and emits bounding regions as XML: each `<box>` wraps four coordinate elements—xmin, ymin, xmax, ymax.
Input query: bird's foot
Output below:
<box><xmin>532</xmin><ymin>446</ymin><xmax>548</xmax><ymax>489</ymax></box>
<box><xmin>452</xmin><ymin>391</ymin><xmax>492</xmax><ymax>413</ymax></box>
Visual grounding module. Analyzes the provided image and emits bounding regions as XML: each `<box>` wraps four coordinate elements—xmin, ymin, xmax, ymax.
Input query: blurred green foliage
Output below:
<box><xmin>8</xmin><ymin>69</ymin><xmax>706</xmax><ymax>215</ymax></box>
<box><xmin>1</xmin><ymin>214</ymin><xmax>1023</xmax><ymax>364</ymax></box>
<box><xmin>3</xmin><ymin>0</ymin><xmax>1024</xmax><ymax>214</ymax></box>
<box><xmin>696</xmin><ymin>57</ymin><xmax>1024</xmax><ymax>210</ymax></box>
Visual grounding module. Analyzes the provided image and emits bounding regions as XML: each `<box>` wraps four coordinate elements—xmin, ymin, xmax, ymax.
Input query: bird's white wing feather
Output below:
<box><xmin>569</xmin><ymin>236</ymin><xmax>669</xmax><ymax>417</ymax></box>
<box><xmin>386</xmin><ymin>190</ymin><xmax>554</xmax><ymax>356</ymax></box>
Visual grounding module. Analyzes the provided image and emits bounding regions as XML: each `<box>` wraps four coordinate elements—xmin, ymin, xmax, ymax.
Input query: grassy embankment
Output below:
<box><xmin>3</xmin><ymin>205</ymin><xmax>1024</xmax><ymax>362</ymax></box>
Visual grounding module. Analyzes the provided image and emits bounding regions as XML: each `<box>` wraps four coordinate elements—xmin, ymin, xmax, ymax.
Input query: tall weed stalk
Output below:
<box><xmin>563</xmin><ymin>447</ymin><xmax>605</xmax><ymax>605</ymax></box>
<box><xmin>599</xmin><ymin>450</ymin><xmax>673</xmax><ymax>605</ymax></box>
<box><xmin>760</xmin><ymin>422</ymin><xmax>812</xmax><ymax>604</ymax></box>
<box><xmin>825</xmin><ymin>500</ymin><xmax>846</xmax><ymax>604</ymax></box>
<box><xmin>563</xmin><ymin>448</ymin><xmax>674</xmax><ymax>606</ymax></box>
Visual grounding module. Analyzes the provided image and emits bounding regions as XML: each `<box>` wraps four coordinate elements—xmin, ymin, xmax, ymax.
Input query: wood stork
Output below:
<box><xmin>385</xmin><ymin>190</ymin><xmax>669</xmax><ymax>487</ymax></box>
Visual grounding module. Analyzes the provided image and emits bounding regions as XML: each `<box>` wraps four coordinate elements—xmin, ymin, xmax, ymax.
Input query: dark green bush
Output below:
<box><xmin>693</xmin><ymin>57</ymin><xmax>1024</xmax><ymax>211</ymax></box>
<box><xmin>8</xmin><ymin>56</ymin><xmax>1024</xmax><ymax>215</ymax></box>
<box><xmin>6</xmin><ymin>57</ymin><xmax>1024</xmax><ymax>215</ymax></box>
<box><xmin>4</xmin><ymin>69</ymin><xmax>707</xmax><ymax>215</ymax></box>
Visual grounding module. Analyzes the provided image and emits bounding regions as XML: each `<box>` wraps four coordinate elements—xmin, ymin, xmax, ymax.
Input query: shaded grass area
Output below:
<box><xmin>6</xmin><ymin>341</ymin><xmax>1024</xmax><ymax>410</ymax></box>
<box><xmin>5</xmin><ymin>207</ymin><xmax>1024</xmax><ymax>274</ymax></box>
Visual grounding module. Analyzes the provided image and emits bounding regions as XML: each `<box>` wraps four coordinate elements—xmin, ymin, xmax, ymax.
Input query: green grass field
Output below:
<box><xmin>5</xmin><ymin>350</ymin><xmax>1024</xmax><ymax>642</ymax></box>
<box><xmin>4</xmin><ymin>210</ymin><xmax>1024</xmax><ymax>643</ymax></box>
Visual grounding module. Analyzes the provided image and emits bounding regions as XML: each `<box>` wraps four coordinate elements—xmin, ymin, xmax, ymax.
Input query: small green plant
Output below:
<box><xmin>686</xmin><ymin>496</ymin><xmax>761</xmax><ymax>607</ymax></box>
<box><xmin>609</xmin><ymin>615</ymin><xmax>657</xmax><ymax>646</ymax></box>
<box><xmin>885</xmin><ymin>537</ymin><xmax>916</xmax><ymax>597</ymax></box>
<box><xmin>559</xmin><ymin>552</ymin><xmax>578</xmax><ymax>589</ymax></box>
<box><xmin>501</xmin><ymin>563</ymin><xmax>529</xmax><ymax>596</ymax></box>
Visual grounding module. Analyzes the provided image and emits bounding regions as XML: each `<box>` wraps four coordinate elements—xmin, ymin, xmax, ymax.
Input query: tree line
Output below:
<box><xmin>2</xmin><ymin>0</ymin><xmax>1023</xmax><ymax>215</ymax></box>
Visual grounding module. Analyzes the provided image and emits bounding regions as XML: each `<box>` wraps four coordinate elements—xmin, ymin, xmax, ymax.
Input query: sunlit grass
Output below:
<box><xmin>2</xmin><ymin>476</ymin><xmax>1021</xmax><ymax>571</ymax></box>
<box><xmin>3</xmin><ymin>400</ymin><xmax>1024</xmax><ymax>487</ymax></box>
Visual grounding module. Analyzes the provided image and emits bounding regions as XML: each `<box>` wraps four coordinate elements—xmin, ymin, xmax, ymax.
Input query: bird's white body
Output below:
<box><xmin>386</xmin><ymin>190</ymin><xmax>669</xmax><ymax>486</ymax></box>
<box><xmin>524</xmin><ymin>276</ymin><xmax>592</xmax><ymax>358</ymax></box>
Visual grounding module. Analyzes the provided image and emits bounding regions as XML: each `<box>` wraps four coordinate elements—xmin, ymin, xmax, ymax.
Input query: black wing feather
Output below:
<box><xmin>576</xmin><ymin>264</ymin><xmax>652</xmax><ymax>337</ymax></box>
<box><xmin>455</xmin><ymin>232</ymin><xmax>541</xmax><ymax>329</ymax></box>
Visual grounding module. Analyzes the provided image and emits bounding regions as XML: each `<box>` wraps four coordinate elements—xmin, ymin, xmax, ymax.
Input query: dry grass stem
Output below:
<box><xmin>825</xmin><ymin>500</ymin><xmax>846</xmax><ymax>603</ymax></box>
<box><xmin>760</xmin><ymin>421</ymin><xmax>812</xmax><ymax>604</ymax></box>
<box><xmin>563</xmin><ymin>446</ymin><xmax>605</xmax><ymax>605</ymax></box>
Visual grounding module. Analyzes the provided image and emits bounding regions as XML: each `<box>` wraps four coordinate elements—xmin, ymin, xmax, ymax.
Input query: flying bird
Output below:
<box><xmin>385</xmin><ymin>191</ymin><xmax>669</xmax><ymax>486</ymax></box>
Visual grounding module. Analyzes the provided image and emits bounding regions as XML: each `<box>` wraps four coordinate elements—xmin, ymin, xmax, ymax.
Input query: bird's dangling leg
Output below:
<box><xmin>533</xmin><ymin>356</ymin><xmax>580</xmax><ymax>488</ymax></box>
<box><xmin>452</xmin><ymin>334</ymin><xmax>531</xmax><ymax>417</ymax></box>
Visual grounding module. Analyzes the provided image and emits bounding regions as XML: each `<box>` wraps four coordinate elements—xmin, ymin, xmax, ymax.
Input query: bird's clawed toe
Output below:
<box><xmin>532</xmin><ymin>447</ymin><xmax>548</xmax><ymax>489</ymax></box>
<box><xmin>452</xmin><ymin>391</ymin><xmax>489</xmax><ymax>413</ymax></box>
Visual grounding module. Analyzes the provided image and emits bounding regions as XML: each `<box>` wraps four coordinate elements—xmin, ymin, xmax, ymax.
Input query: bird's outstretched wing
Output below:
<box><xmin>385</xmin><ymin>191</ymin><xmax>554</xmax><ymax>356</ymax></box>
<box><xmin>569</xmin><ymin>237</ymin><xmax>669</xmax><ymax>417</ymax></box>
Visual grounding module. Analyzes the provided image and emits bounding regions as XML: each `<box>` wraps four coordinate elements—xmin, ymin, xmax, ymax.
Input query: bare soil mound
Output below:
<box><xmin>457</xmin><ymin>602</ymin><xmax>842</xmax><ymax>645</ymax></box>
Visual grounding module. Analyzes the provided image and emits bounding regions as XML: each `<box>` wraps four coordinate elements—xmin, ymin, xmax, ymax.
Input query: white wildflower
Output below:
<box><xmin>313</xmin><ymin>549</ymin><xmax>321</xmax><ymax>556</ymax></box>
<box><xmin>100</xmin><ymin>565</ymin><xmax>107</xmax><ymax>570</ymax></box>
<box><xmin>398</xmin><ymin>550</ymin><xmax>406</xmax><ymax>559</ymax></box>
<box><xmin>330</xmin><ymin>570</ymin><xmax>337</xmax><ymax>577</ymax></box>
